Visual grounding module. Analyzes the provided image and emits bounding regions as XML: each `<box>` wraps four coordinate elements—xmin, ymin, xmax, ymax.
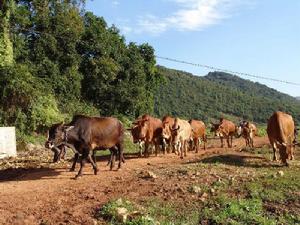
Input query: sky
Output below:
<box><xmin>85</xmin><ymin>0</ymin><xmax>300</xmax><ymax>97</ymax></box>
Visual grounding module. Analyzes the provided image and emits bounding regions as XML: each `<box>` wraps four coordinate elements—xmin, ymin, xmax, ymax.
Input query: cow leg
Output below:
<box><xmin>87</xmin><ymin>154</ymin><xmax>98</xmax><ymax>175</ymax></box>
<box><xmin>139</xmin><ymin>141</ymin><xmax>143</xmax><ymax>157</ymax></box>
<box><xmin>184</xmin><ymin>141</ymin><xmax>187</xmax><ymax>157</ymax></box>
<box><xmin>162</xmin><ymin>138</ymin><xmax>167</xmax><ymax>155</ymax></box>
<box><xmin>70</xmin><ymin>153</ymin><xmax>79</xmax><ymax>172</ymax></box>
<box><xmin>117</xmin><ymin>141</ymin><xmax>124</xmax><ymax>169</ymax></box>
<box><xmin>226</xmin><ymin>137</ymin><xmax>230</xmax><ymax>148</ymax></box>
<box><xmin>108</xmin><ymin>148</ymin><xmax>116</xmax><ymax>170</ymax></box>
<box><xmin>60</xmin><ymin>146</ymin><xmax>66</xmax><ymax>160</ymax></box>
<box><xmin>203</xmin><ymin>135</ymin><xmax>207</xmax><ymax>150</ymax></box>
<box><xmin>144</xmin><ymin>142</ymin><xmax>149</xmax><ymax>157</ymax></box>
<box><xmin>250</xmin><ymin>138</ymin><xmax>254</xmax><ymax>148</ymax></box>
<box><xmin>75</xmin><ymin>150</ymin><xmax>89</xmax><ymax>179</ymax></box>
<box><xmin>92</xmin><ymin>149</ymin><xmax>97</xmax><ymax>165</ymax></box>
<box><xmin>154</xmin><ymin>144</ymin><xmax>159</xmax><ymax>157</ymax></box>
<box><xmin>230</xmin><ymin>136</ymin><xmax>233</xmax><ymax>148</ymax></box>
<box><xmin>220</xmin><ymin>137</ymin><xmax>224</xmax><ymax>148</ymax></box>
<box><xmin>179</xmin><ymin>141</ymin><xmax>184</xmax><ymax>159</ymax></box>
<box><xmin>270</xmin><ymin>140</ymin><xmax>278</xmax><ymax>161</ymax></box>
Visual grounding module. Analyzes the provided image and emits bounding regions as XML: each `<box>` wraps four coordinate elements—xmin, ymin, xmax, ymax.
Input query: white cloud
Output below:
<box><xmin>112</xmin><ymin>0</ymin><xmax>120</xmax><ymax>6</ymax></box>
<box><xmin>129</xmin><ymin>0</ymin><xmax>243</xmax><ymax>35</ymax></box>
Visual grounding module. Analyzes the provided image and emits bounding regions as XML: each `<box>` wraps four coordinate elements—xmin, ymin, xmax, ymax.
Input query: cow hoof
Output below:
<box><xmin>74</xmin><ymin>175</ymin><xmax>82</xmax><ymax>180</ymax></box>
<box><xmin>94</xmin><ymin>168</ymin><xmax>99</xmax><ymax>175</ymax></box>
<box><xmin>69</xmin><ymin>168</ymin><xmax>75</xmax><ymax>172</ymax></box>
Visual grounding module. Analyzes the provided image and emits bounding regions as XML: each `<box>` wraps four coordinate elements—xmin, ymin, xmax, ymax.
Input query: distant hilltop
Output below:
<box><xmin>154</xmin><ymin>66</ymin><xmax>300</xmax><ymax>124</ymax></box>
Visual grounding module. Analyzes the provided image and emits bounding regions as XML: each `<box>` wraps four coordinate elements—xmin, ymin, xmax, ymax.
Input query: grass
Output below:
<box><xmin>105</xmin><ymin>145</ymin><xmax>299</xmax><ymax>225</ymax></box>
<box><xmin>99</xmin><ymin>198</ymin><xmax>199</xmax><ymax>225</ymax></box>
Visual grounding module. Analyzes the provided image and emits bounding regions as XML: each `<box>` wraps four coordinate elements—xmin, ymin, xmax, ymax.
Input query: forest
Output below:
<box><xmin>0</xmin><ymin>0</ymin><xmax>162</xmax><ymax>142</ymax></box>
<box><xmin>0</xmin><ymin>0</ymin><xmax>299</xmax><ymax>144</ymax></box>
<box><xmin>154</xmin><ymin>66</ymin><xmax>300</xmax><ymax>124</ymax></box>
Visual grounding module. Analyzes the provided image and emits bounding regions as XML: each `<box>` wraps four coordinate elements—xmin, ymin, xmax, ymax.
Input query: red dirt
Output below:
<box><xmin>0</xmin><ymin>137</ymin><xmax>270</xmax><ymax>225</ymax></box>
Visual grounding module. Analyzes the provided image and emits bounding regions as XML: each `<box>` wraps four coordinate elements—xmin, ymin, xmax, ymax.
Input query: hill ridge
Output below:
<box><xmin>154</xmin><ymin>66</ymin><xmax>300</xmax><ymax>124</ymax></box>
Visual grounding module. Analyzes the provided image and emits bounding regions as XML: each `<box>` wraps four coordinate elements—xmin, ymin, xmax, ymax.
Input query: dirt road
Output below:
<box><xmin>0</xmin><ymin>137</ymin><xmax>270</xmax><ymax>225</ymax></box>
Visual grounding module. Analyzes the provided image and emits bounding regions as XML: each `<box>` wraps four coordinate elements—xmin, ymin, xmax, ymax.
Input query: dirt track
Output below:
<box><xmin>0</xmin><ymin>137</ymin><xmax>270</xmax><ymax>225</ymax></box>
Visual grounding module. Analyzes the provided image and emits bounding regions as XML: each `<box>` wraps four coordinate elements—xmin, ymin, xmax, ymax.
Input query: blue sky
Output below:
<box><xmin>86</xmin><ymin>0</ymin><xmax>300</xmax><ymax>97</ymax></box>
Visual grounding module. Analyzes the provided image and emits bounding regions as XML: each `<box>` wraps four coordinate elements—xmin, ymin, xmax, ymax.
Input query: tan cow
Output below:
<box><xmin>267</xmin><ymin>111</ymin><xmax>295</xmax><ymax>166</ymax></box>
<box><xmin>213</xmin><ymin>118</ymin><xmax>237</xmax><ymax>148</ymax></box>
<box><xmin>171</xmin><ymin>118</ymin><xmax>192</xmax><ymax>158</ymax></box>
<box><xmin>237</xmin><ymin>121</ymin><xmax>257</xmax><ymax>148</ymax></box>
<box><xmin>134</xmin><ymin>114</ymin><xmax>163</xmax><ymax>157</ymax></box>
<box><xmin>189</xmin><ymin>119</ymin><xmax>207</xmax><ymax>152</ymax></box>
<box><xmin>161</xmin><ymin>115</ymin><xmax>175</xmax><ymax>154</ymax></box>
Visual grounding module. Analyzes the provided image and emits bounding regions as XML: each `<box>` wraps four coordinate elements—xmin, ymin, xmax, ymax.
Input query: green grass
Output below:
<box><xmin>198</xmin><ymin>154</ymin><xmax>300</xmax><ymax>225</ymax></box>
<box><xmin>98</xmin><ymin>198</ymin><xmax>159</xmax><ymax>225</ymax></box>
<box><xmin>256</xmin><ymin>125</ymin><xmax>267</xmax><ymax>137</ymax></box>
<box><xmin>145</xmin><ymin>198</ymin><xmax>199</xmax><ymax>225</ymax></box>
<box><xmin>99</xmin><ymin>198</ymin><xmax>199</xmax><ymax>225</ymax></box>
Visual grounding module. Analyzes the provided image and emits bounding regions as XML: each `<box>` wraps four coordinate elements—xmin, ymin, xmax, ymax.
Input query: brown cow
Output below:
<box><xmin>213</xmin><ymin>118</ymin><xmax>237</xmax><ymax>148</ymax></box>
<box><xmin>134</xmin><ymin>114</ymin><xmax>163</xmax><ymax>157</ymax></box>
<box><xmin>161</xmin><ymin>115</ymin><xmax>175</xmax><ymax>154</ymax></box>
<box><xmin>237</xmin><ymin>121</ymin><xmax>257</xmax><ymax>148</ymax></box>
<box><xmin>171</xmin><ymin>118</ymin><xmax>192</xmax><ymax>158</ymax></box>
<box><xmin>267</xmin><ymin>111</ymin><xmax>295</xmax><ymax>166</ymax></box>
<box><xmin>46</xmin><ymin>115</ymin><xmax>125</xmax><ymax>179</ymax></box>
<box><xmin>189</xmin><ymin>119</ymin><xmax>207</xmax><ymax>152</ymax></box>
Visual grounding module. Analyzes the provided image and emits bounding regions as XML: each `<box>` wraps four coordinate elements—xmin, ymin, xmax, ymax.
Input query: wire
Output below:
<box><xmin>156</xmin><ymin>56</ymin><xmax>300</xmax><ymax>86</ymax></box>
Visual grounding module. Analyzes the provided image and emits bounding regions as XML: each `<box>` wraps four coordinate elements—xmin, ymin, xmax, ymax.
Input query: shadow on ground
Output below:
<box><xmin>188</xmin><ymin>153</ymin><xmax>284</xmax><ymax>168</ymax></box>
<box><xmin>0</xmin><ymin>167</ymin><xmax>61</xmax><ymax>182</ymax></box>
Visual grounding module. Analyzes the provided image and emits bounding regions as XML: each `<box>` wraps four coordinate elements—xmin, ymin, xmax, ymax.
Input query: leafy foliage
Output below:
<box><xmin>155</xmin><ymin>66</ymin><xmax>300</xmax><ymax>124</ymax></box>
<box><xmin>0</xmin><ymin>0</ymin><xmax>160</xmax><ymax>141</ymax></box>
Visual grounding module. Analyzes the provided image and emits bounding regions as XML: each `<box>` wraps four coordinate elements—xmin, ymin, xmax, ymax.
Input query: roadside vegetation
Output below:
<box><xmin>98</xmin><ymin>145</ymin><xmax>300</xmax><ymax>225</ymax></box>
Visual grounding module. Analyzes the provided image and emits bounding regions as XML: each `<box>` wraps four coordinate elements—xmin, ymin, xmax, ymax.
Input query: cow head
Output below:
<box><xmin>133</xmin><ymin>118</ymin><xmax>149</xmax><ymax>140</ymax></box>
<box><xmin>45</xmin><ymin>123</ymin><xmax>74</xmax><ymax>150</ymax></box>
<box><xmin>128</xmin><ymin>125</ymin><xmax>140</xmax><ymax>143</ymax></box>
<box><xmin>171</xmin><ymin>123</ymin><xmax>181</xmax><ymax>143</ymax></box>
<box><xmin>215</xmin><ymin>125</ymin><xmax>225</xmax><ymax>137</ymax></box>
<box><xmin>162</xmin><ymin>121</ymin><xmax>172</xmax><ymax>140</ymax></box>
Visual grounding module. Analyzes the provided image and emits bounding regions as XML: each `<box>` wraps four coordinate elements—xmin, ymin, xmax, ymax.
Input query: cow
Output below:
<box><xmin>133</xmin><ymin>114</ymin><xmax>163</xmax><ymax>157</ymax></box>
<box><xmin>189</xmin><ymin>119</ymin><xmax>207</xmax><ymax>152</ymax></box>
<box><xmin>237</xmin><ymin>121</ymin><xmax>257</xmax><ymax>148</ymax></box>
<box><xmin>267</xmin><ymin>111</ymin><xmax>295</xmax><ymax>166</ymax></box>
<box><xmin>171</xmin><ymin>118</ymin><xmax>192</xmax><ymax>158</ymax></box>
<box><xmin>161</xmin><ymin>115</ymin><xmax>176</xmax><ymax>154</ymax></box>
<box><xmin>212</xmin><ymin>118</ymin><xmax>237</xmax><ymax>148</ymax></box>
<box><xmin>46</xmin><ymin>115</ymin><xmax>125</xmax><ymax>179</ymax></box>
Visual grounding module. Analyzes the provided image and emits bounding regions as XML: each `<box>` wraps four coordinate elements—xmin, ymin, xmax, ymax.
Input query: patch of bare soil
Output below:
<box><xmin>0</xmin><ymin>137</ymin><xmax>271</xmax><ymax>225</ymax></box>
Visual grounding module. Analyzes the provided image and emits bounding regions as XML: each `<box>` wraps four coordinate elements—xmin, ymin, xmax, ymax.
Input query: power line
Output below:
<box><xmin>156</xmin><ymin>56</ymin><xmax>300</xmax><ymax>86</ymax></box>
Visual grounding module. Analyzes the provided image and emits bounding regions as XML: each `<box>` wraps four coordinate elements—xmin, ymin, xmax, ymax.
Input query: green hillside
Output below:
<box><xmin>154</xmin><ymin>66</ymin><xmax>300</xmax><ymax>124</ymax></box>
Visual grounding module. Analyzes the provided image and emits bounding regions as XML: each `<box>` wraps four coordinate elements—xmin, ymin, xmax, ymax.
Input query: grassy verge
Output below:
<box><xmin>98</xmin><ymin>145</ymin><xmax>300</xmax><ymax>225</ymax></box>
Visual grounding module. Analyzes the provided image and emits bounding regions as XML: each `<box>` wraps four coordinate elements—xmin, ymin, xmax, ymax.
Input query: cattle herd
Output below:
<box><xmin>45</xmin><ymin>111</ymin><xmax>298</xmax><ymax>179</ymax></box>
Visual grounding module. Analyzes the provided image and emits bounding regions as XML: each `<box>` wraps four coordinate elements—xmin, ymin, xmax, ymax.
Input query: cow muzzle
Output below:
<box><xmin>45</xmin><ymin>140</ymin><xmax>54</xmax><ymax>149</ymax></box>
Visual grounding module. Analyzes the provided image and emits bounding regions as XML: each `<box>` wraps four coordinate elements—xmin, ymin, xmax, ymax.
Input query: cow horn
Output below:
<box><xmin>65</xmin><ymin>126</ymin><xmax>74</xmax><ymax>132</ymax></box>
